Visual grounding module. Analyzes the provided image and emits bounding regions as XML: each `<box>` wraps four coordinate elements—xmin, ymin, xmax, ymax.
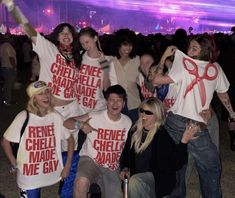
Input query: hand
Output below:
<box><xmin>181</xmin><ymin>121</ymin><xmax>200</xmax><ymax>143</ymax></box>
<box><xmin>98</xmin><ymin>53</ymin><xmax>110</xmax><ymax>71</ymax></box>
<box><xmin>229</xmin><ymin>111</ymin><xmax>235</xmax><ymax>121</ymax></box>
<box><xmin>119</xmin><ymin>170</ymin><xmax>130</xmax><ymax>181</ymax></box>
<box><xmin>160</xmin><ymin>46</ymin><xmax>177</xmax><ymax>64</ymax></box>
<box><xmin>1</xmin><ymin>0</ymin><xmax>13</xmax><ymax>6</ymax></box>
<box><xmin>81</xmin><ymin>118</ymin><xmax>97</xmax><ymax>134</ymax></box>
<box><xmin>60</xmin><ymin>165</ymin><xmax>70</xmax><ymax>181</ymax></box>
<box><xmin>199</xmin><ymin>109</ymin><xmax>212</xmax><ymax>124</ymax></box>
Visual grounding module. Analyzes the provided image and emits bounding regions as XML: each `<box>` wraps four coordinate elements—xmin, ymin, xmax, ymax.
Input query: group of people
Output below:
<box><xmin>1</xmin><ymin>0</ymin><xmax>235</xmax><ymax>198</ymax></box>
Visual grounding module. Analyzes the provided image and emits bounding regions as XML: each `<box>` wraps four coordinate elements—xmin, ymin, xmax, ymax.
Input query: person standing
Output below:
<box><xmin>112</xmin><ymin>28</ymin><xmax>141</xmax><ymax>123</ymax></box>
<box><xmin>151</xmin><ymin>35</ymin><xmax>235</xmax><ymax>198</ymax></box>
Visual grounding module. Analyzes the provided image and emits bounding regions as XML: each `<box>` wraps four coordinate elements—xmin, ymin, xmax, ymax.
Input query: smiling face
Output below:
<box><xmin>139</xmin><ymin>104</ymin><xmax>156</xmax><ymax>130</ymax></box>
<box><xmin>119</xmin><ymin>42</ymin><xmax>133</xmax><ymax>58</ymax></box>
<box><xmin>106</xmin><ymin>93</ymin><xmax>125</xmax><ymax>120</ymax></box>
<box><xmin>140</xmin><ymin>54</ymin><xmax>154</xmax><ymax>76</ymax></box>
<box><xmin>187</xmin><ymin>40</ymin><xmax>201</xmax><ymax>59</ymax></box>
<box><xmin>33</xmin><ymin>89</ymin><xmax>51</xmax><ymax>112</ymax></box>
<box><xmin>79</xmin><ymin>34</ymin><xmax>98</xmax><ymax>53</ymax></box>
<box><xmin>58</xmin><ymin>26</ymin><xmax>73</xmax><ymax>46</ymax></box>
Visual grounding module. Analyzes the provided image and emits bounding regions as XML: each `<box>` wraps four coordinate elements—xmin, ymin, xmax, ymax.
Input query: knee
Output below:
<box><xmin>73</xmin><ymin>177</ymin><xmax>90</xmax><ymax>195</ymax></box>
<box><xmin>128</xmin><ymin>174</ymin><xmax>142</xmax><ymax>191</ymax></box>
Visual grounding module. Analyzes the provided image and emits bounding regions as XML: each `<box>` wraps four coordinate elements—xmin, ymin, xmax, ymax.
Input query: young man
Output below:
<box><xmin>64</xmin><ymin>85</ymin><xmax>132</xmax><ymax>198</ymax></box>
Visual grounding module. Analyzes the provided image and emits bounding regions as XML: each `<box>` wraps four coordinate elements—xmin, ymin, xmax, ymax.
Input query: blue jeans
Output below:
<box><xmin>128</xmin><ymin>172</ymin><xmax>156</xmax><ymax>198</ymax></box>
<box><xmin>20</xmin><ymin>188</ymin><xmax>40</xmax><ymax>198</ymax></box>
<box><xmin>165</xmin><ymin>112</ymin><xmax>222</xmax><ymax>198</ymax></box>
<box><xmin>59</xmin><ymin>151</ymin><xmax>79</xmax><ymax>198</ymax></box>
<box><xmin>122</xmin><ymin>103</ymin><xmax>139</xmax><ymax>123</ymax></box>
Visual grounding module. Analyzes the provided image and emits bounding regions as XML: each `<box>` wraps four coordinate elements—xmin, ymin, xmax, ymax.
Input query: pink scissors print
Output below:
<box><xmin>183</xmin><ymin>58</ymin><xmax>218</xmax><ymax>107</ymax></box>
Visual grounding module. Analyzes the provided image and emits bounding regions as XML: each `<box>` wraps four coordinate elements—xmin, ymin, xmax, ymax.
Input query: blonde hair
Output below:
<box><xmin>131</xmin><ymin>97</ymin><xmax>166</xmax><ymax>153</ymax></box>
<box><xmin>26</xmin><ymin>94</ymin><xmax>53</xmax><ymax>117</ymax></box>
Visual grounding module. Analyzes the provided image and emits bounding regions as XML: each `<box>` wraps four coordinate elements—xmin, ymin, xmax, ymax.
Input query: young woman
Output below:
<box><xmin>119</xmin><ymin>97</ymin><xmax>198</xmax><ymax>198</ymax></box>
<box><xmin>137</xmin><ymin>51</ymin><xmax>157</xmax><ymax>100</ymax></box>
<box><xmin>151</xmin><ymin>35</ymin><xmax>235</xmax><ymax>198</ymax></box>
<box><xmin>1</xmin><ymin>0</ymin><xmax>83</xmax><ymax>119</ymax></box>
<box><xmin>76</xmin><ymin>27</ymin><xmax>117</xmax><ymax>114</ymax></box>
<box><xmin>112</xmin><ymin>28</ymin><xmax>141</xmax><ymax>123</ymax></box>
<box><xmin>1</xmin><ymin>81</ymin><xmax>74</xmax><ymax>198</ymax></box>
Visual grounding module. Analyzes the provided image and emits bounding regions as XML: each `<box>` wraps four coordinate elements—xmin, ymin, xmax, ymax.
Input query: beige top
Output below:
<box><xmin>113</xmin><ymin>56</ymin><xmax>141</xmax><ymax>110</ymax></box>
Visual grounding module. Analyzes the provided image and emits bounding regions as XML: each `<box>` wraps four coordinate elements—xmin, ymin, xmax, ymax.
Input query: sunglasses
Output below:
<box><xmin>33</xmin><ymin>81</ymin><xmax>47</xmax><ymax>88</ymax></box>
<box><xmin>139</xmin><ymin>108</ymin><xmax>154</xmax><ymax>115</ymax></box>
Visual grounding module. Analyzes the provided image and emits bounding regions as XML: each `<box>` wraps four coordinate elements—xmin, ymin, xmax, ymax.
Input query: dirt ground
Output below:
<box><xmin>0</xmin><ymin>86</ymin><xmax>235</xmax><ymax>198</ymax></box>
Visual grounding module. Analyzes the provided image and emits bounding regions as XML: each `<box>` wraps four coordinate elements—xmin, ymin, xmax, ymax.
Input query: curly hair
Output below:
<box><xmin>113</xmin><ymin>28</ymin><xmax>138</xmax><ymax>59</ymax></box>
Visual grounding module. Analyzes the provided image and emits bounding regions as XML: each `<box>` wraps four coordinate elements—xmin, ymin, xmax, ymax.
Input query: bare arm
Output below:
<box><xmin>63</xmin><ymin>114</ymin><xmax>96</xmax><ymax>134</ymax></box>
<box><xmin>151</xmin><ymin>46</ymin><xmax>176</xmax><ymax>86</ymax></box>
<box><xmin>217</xmin><ymin>92</ymin><xmax>235</xmax><ymax>119</ymax></box>
<box><xmin>60</xmin><ymin>135</ymin><xmax>74</xmax><ymax>180</ymax></box>
<box><xmin>1</xmin><ymin>137</ymin><xmax>17</xmax><ymax>167</ymax></box>
<box><xmin>151</xmin><ymin>73</ymin><xmax>174</xmax><ymax>87</ymax></box>
<box><xmin>63</xmin><ymin>114</ymin><xmax>90</xmax><ymax>130</ymax></box>
<box><xmin>2</xmin><ymin>0</ymin><xmax>37</xmax><ymax>43</ymax></box>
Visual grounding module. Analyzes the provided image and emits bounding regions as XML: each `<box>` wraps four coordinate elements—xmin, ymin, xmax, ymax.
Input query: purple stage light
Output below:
<box><xmin>2</xmin><ymin>0</ymin><xmax>235</xmax><ymax>34</ymax></box>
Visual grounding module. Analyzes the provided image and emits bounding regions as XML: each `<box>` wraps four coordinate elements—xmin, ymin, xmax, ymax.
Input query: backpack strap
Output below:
<box><xmin>19</xmin><ymin>110</ymin><xmax>29</xmax><ymax>141</ymax></box>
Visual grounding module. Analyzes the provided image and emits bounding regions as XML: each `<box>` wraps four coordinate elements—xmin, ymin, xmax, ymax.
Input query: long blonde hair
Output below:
<box><xmin>131</xmin><ymin>97</ymin><xmax>166</xmax><ymax>153</ymax></box>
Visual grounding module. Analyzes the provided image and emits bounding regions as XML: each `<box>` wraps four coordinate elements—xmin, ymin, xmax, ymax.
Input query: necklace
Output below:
<box><xmin>59</xmin><ymin>44</ymin><xmax>73</xmax><ymax>62</ymax></box>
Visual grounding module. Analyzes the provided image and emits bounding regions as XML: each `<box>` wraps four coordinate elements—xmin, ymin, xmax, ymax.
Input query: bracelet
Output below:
<box><xmin>74</xmin><ymin>121</ymin><xmax>84</xmax><ymax>130</ymax></box>
<box><xmin>229</xmin><ymin>111</ymin><xmax>235</xmax><ymax>119</ymax></box>
<box><xmin>9</xmin><ymin>164</ymin><xmax>17</xmax><ymax>173</ymax></box>
<box><xmin>74</xmin><ymin>120</ymin><xmax>81</xmax><ymax>129</ymax></box>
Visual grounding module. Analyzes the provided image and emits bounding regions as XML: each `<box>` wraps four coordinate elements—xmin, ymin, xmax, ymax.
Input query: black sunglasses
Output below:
<box><xmin>139</xmin><ymin>108</ymin><xmax>154</xmax><ymax>115</ymax></box>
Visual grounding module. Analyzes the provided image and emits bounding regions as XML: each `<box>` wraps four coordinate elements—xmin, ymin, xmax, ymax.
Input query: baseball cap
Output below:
<box><xmin>26</xmin><ymin>81</ymin><xmax>51</xmax><ymax>98</ymax></box>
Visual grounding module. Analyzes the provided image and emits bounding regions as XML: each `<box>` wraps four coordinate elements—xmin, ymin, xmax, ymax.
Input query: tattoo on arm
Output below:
<box><xmin>217</xmin><ymin>92</ymin><xmax>234</xmax><ymax>114</ymax></box>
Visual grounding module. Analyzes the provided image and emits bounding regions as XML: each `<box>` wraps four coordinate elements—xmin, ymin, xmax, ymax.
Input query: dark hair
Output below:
<box><xmin>190</xmin><ymin>34</ymin><xmax>219</xmax><ymax>63</ymax></box>
<box><xmin>104</xmin><ymin>85</ymin><xmax>127</xmax><ymax>101</ymax></box>
<box><xmin>78</xmin><ymin>27</ymin><xmax>102</xmax><ymax>52</ymax></box>
<box><xmin>46</xmin><ymin>23</ymin><xmax>82</xmax><ymax>68</ymax></box>
<box><xmin>113</xmin><ymin>28</ymin><xmax>138</xmax><ymax>59</ymax></box>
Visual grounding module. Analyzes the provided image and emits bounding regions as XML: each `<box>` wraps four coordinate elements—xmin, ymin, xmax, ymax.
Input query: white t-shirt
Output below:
<box><xmin>163</xmin><ymin>80</ymin><xmax>179</xmax><ymax>111</ymax></box>
<box><xmin>168</xmin><ymin>50</ymin><xmax>230</xmax><ymax>122</ymax></box>
<box><xmin>75</xmin><ymin>51</ymin><xmax>117</xmax><ymax>113</ymax></box>
<box><xmin>137</xmin><ymin>73</ymin><xmax>157</xmax><ymax>99</ymax></box>
<box><xmin>79</xmin><ymin>110</ymin><xmax>132</xmax><ymax>171</ymax></box>
<box><xmin>33</xmin><ymin>33</ymin><xmax>79</xmax><ymax>101</ymax></box>
<box><xmin>4</xmin><ymin>110</ymin><xmax>71</xmax><ymax>190</ymax></box>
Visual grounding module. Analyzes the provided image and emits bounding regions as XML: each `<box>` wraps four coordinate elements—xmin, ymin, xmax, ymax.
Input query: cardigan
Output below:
<box><xmin>119</xmin><ymin>126</ymin><xmax>188</xmax><ymax>198</ymax></box>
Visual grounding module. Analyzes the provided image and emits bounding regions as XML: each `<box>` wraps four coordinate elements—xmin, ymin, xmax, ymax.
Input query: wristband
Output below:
<box><xmin>99</xmin><ymin>59</ymin><xmax>110</xmax><ymax>71</ymax></box>
<box><xmin>74</xmin><ymin>121</ymin><xmax>84</xmax><ymax>130</ymax></box>
<box><xmin>229</xmin><ymin>111</ymin><xmax>235</xmax><ymax>119</ymax></box>
<box><xmin>9</xmin><ymin>164</ymin><xmax>17</xmax><ymax>173</ymax></box>
<box><xmin>74</xmin><ymin>120</ymin><xmax>81</xmax><ymax>129</ymax></box>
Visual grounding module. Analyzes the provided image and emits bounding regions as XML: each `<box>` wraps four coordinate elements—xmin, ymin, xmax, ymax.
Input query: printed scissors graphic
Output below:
<box><xmin>183</xmin><ymin>58</ymin><xmax>218</xmax><ymax>107</ymax></box>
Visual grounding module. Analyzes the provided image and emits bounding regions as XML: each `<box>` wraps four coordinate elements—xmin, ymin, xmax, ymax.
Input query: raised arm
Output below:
<box><xmin>2</xmin><ymin>0</ymin><xmax>37</xmax><ymax>43</ymax></box>
<box><xmin>150</xmin><ymin>46</ymin><xmax>176</xmax><ymax>86</ymax></box>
